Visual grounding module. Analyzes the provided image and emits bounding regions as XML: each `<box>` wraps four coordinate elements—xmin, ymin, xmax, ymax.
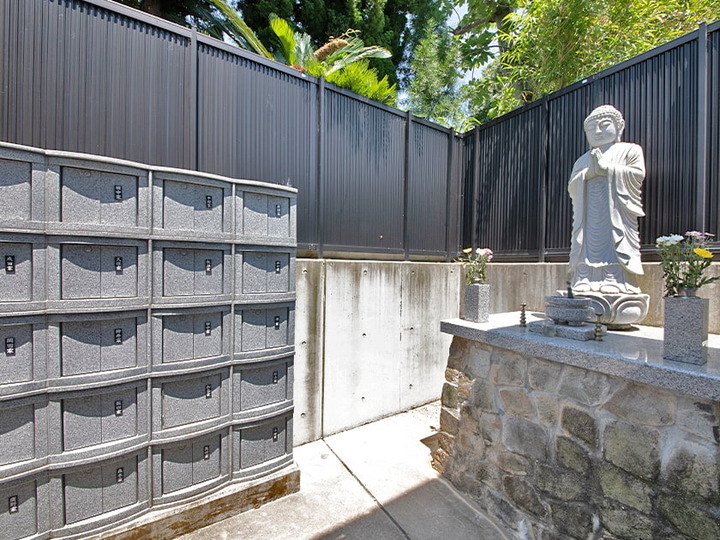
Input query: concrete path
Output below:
<box><xmin>179</xmin><ymin>402</ymin><xmax>512</xmax><ymax>540</ymax></box>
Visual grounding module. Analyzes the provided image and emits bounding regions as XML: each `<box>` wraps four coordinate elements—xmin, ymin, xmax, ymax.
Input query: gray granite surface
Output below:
<box><xmin>441</xmin><ymin>312</ymin><xmax>720</xmax><ymax>401</ymax></box>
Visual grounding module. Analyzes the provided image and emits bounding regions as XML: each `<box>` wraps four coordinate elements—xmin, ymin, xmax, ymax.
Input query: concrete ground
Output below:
<box><xmin>179</xmin><ymin>402</ymin><xmax>512</xmax><ymax>540</ymax></box>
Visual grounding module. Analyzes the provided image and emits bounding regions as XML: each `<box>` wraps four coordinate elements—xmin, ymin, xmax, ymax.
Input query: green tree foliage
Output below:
<box><xmin>459</xmin><ymin>0</ymin><xmax>720</xmax><ymax>119</ymax></box>
<box><xmin>114</xmin><ymin>0</ymin><xmax>397</xmax><ymax>104</ymax></box>
<box><xmin>114</xmin><ymin>0</ymin><xmax>234</xmax><ymax>40</ymax></box>
<box><xmin>233</xmin><ymin>0</ymin><xmax>453</xmax><ymax>88</ymax></box>
<box><xmin>406</xmin><ymin>19</ymin><xmax>467</xmax><ymax>129</ymax></box>
<box><xmin>265</xmin><ymin>15</ymin><xmax>398</xmax><ymax>105</ymax></box>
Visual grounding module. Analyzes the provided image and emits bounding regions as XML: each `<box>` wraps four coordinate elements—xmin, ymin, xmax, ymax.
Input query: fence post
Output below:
<box><xmin>696</xmin><ymin>22</ymin><xmax>708</xmax><ymax>233</ymax></box>
<box><xmin>471</xmin><ymin>128</ymin><xmax>480</xmax><ymax>249</ymax></box>
<box><xmin>189</xmin><ymin>28</ymin><xmax>198</xmax><ymax>170</ymax></box>
<box><xmin>445</xmin><ymin>129</ymin><xmax>456</xmax><ymax>261</ymax></box>
<box><xmin>403</xmin><ymin>110</ymin><xmax>412</xmax><ymax>260</ymax></box>
<box><xmin>317</xmin><ymin>77</ymin><xmax>326</xmax><ymax>258</ymax></box>
<box><xmin>538</xmin><ymin>97</ymin><xmax>549</xmax><ymax>262</ymax></box>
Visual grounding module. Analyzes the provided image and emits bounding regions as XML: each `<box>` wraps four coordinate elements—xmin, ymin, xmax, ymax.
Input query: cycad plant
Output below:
<box><xmin>210</xmin><ymin>0</ymin><xmax>396</xmax><ymax>105</ymax></box>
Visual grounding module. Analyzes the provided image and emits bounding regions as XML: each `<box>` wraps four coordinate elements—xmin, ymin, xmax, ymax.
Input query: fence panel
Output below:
<box><xmin>544</xmin><ymin>86</ymin><xmax>595</xmax><ymax>254</ymax></box>
<box><xmin>616</xmin><ymin>39</ymin><xmax>700</xmax><ymax>244</ymax></box>
<box><xmin>544</xmin><ymin>38</ymin><xmax>700</xmax><ymax>252</ymax></box>
<box><xmin>407</xmin><ymin>122</ymin><xmax>452</xmax><ymax>255</ymax></box>
<box><xmin>709</xmin><ymin>25</ymin><xmax>720</xmax><ymax>236</ymax></box>
<box><xmin>0</xmin><ymin>0</ymin><xmax>192</xmax><ymax>168</ymax></box>
<box><xmin>0</xmin><ymin>0</ymin><xmax>459</xmax><ymax>258</ymax></box>
<box><xmin>472</xmin><ymin>105</ymin><xmax>545</xmax><ymax>257</ymax></box>
<box><xmin>468</xmin><ymin>24</ymin><xmax>716</xmax><ymax>260</ymax></box>
<box><xmin>321</xmin><ymin>90</ymin><xmax>406</xmax><ymax>253</ymax></box>
<box><xmin>196</xmin><ymin>41</ymin><xmax>319</xmax><ymax>245</ymax></box>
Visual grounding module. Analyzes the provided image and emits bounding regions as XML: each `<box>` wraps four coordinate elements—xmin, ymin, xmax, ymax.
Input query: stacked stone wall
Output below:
<box><xmin>434</xmin><ymin>337</ymin><xmax>720</xmax><ymax>539</ymax></box>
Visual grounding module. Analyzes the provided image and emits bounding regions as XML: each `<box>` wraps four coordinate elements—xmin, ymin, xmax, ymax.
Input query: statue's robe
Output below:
<box><xmin>568</xmin><ymin>142</ymin><xmax>645</xmax><ymax>293</ymax></box>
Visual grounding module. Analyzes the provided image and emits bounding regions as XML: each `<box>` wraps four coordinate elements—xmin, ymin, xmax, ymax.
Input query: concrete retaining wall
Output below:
<box><xmin>293</xmin><ymin>260</ymin><xmax>462</xmax><ymax>444</ymax></box>
<box><xmin>292</xmin><ymin>260</ymin><xmax>719</xmax><ymax>445</ymax></box>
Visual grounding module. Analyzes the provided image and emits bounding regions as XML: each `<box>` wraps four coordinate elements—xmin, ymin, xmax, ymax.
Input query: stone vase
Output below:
<box><xmin>663</xmin><ymin>296</ymin><xmax>709</xmax><ymax>365</ymax></box>
<box><xmin>463</xmin><ymin>282</ymin><xmax>490</xmax><ymax>323</ymax></box>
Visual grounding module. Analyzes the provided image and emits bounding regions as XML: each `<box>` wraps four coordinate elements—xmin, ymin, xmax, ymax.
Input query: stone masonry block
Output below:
<box><xmin>503</xmin><ymin>417</ymin><xmax>547</xmax><ymax>461</ymax></box>
<box><xmin>597</xmin><ymin>462</ymin><xmax>652</xmax><ymax>513</ymax></box>
<box><xmin>556</xmin><ymin>436</ymin><xmax>591</xmax><ymax>476</ymax></box>
<box><xmin>441</xmin><ymin>382</ymin><xmax>458</xmax><ymax>409</ymax></box>
<box><xmin>490</xmin><ymin>350</ymin><xmax>526</xmax><ymax>386</ymax></box>
<box><xmin>603</xmin><ymin>382</ymin><xmax>675</xmax><ymax>426</ymax></box>
<box><xmin>478</xmin><ymin>413</ymin><xmax>502</xmax><ymax>446</ymax></box>
<box><xmin>439</xmin><ymin>406</ymin><xmax>460</xmax><ymax>435</ymax></box>
<box><xmin>466</xmin><ymin>342</ymin><xmax>492</xmax><ymax>378</ymax></box>
<box><xmin>664</xmin><ymin>440</ymin><xmax>719</xmax><ymax>500</ymax></box>
<box><xmin>676</xmin><ymin>396</ymin><xmax>719</xmax><ymax>443</ymax></box>
<box><xmin>483</xmin><ymin>491</ymin><xmax>525</xmax><ymax>534</ymax></box>
<box><xmin>489</xmin><ymin>449</ymin><xmax>529</xmax><ymax>476</ymax></box>
<box><xmin>447</xmin><ymin>337</ymin><xmax>469</xmax><ymax>371</ymax></box>
<box><xmin>444</xmin><ymin>367</ymin><xmax>460</xmax><ymax>384</ymax></box>
<box><xmin>436</xmin><ymin>431</ymin><xmax>455</xmax><ymax>455</ymax></box>
<box><xmin>561</xmin><ymin>405</ymin><xmax>598</xmax><ymax>449</ymax></box>
<box><xmin>535</xmin><ymin>393</ymin><xmax>560</xmax><ymax>426</ymax></box>
<box><xmin>466</xmin><ymin>341</ymin><xmax>493</xmax><ymax>378</ymax></box>
<box><xmin>604</xmin><ymin>421</ymin><xmax>660</xmax><ymax>481</ymax></box>
<box><xmin>535</xmin><ymin>464</ymin><xmax>586</xmax><ymax>502</ymax></box>
<box><xmin>600</xmin><ymin>502</ymin><xmax>654</xmax><ymax>540</ymax></box>
<box><xmin>458</xmin><ymin>409</ymin><xmax>480</xmax><ymax>435</ymax></box>
<box><xmin>475</xmin><ymin>461</ymin><xmax>502</xmax><ymax>491</ymax></box>
<box><xmin>528</xmin><ymin>358</ymin><xmax>562</xmax><ymax>392</ymax></box>
<box><xmin>457</xmin><ymin>372</ymin><xmax>472</xmax><ymax>401</ymax></box>
<box><xmin>431</xmin><ymin>447</ymin><xmax>450</xmax><ymax>473</ymax></box>
<box><xmin>550</xmin><ymin>502</ymin><xmax>594</xmax><ymax>539</ymax></box>
<box><xmin>471</xmin><ymin>378</ymin><xmax>496</xmax><ymax>413</ymax></box>
<box><xmin>659</xmin><ymin>495</ymin><xmax>720</xmax><ymax>540</ymax></box>
<box><xmin>558</xmin><ymin>366</ymin><xmax>612</xmax><ymax>406</ymax></box>
<box><xmin>499</xmin><ymin>388</ymin><xmax>536</xmax><ymax>418</ymax></box>
<box><xmin>503</xmin><ymin>476</ymin><xmax>548</xmax><ymax>519</ymax></box>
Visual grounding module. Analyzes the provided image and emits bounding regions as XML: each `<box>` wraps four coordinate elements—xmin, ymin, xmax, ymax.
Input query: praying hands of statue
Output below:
<box><xmin>586</xmin><ymin>148</ymin><xmax>609</xmax><ymax>179</ymax></box>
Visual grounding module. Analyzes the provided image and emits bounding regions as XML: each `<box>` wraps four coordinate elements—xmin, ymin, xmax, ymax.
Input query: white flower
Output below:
<box><xmin>657</xmin><ymin>234</ymin><xmax>682</xmax><ymax>246</ymax></box>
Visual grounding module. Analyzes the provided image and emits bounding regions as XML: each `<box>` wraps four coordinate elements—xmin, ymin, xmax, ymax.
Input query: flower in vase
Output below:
<box><xmin>656</xmin><ymin>232</ymin><xmax>719</xmax><ymax>296</ymax></box>
<box><xmin>457</xmin><ymin>247</ymin><xmax>493</xmax><ymax>284</ymax></box>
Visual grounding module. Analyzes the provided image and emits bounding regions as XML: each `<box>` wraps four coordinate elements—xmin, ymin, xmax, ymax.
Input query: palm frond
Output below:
<box><xmin>209</xmin><ymin>0</ymin><xmax>272</xmax><ymax>59</ymax></box>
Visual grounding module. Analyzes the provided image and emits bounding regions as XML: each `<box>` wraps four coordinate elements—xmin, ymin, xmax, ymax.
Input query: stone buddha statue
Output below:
<box><xmin>567</xmin><ymin>105</ymin><xmax>649</xmax><ymax>327</ymax></box>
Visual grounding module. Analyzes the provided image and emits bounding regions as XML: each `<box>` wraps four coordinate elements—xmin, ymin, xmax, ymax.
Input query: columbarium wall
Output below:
<box><xmin>0</xmin><ymin>142</ymin><xmax>298</xmax><ymax>539</ymax></box>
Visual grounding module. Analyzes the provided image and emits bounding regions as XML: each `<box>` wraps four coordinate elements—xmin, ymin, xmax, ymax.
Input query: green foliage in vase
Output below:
<box><xmin>457</xmin><ymin>247</ymin><xmax>494</xmax><ymax>284</ymax></box>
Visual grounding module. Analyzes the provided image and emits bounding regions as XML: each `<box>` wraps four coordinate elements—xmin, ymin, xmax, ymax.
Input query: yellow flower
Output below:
<box><xmin>462</xmin><ymin>248</ymin><xmax>472</xmax><ymax>254</ymax></box>
<box><xmin>694</xmin><ymin>248</ymin><xmax>713</xmax><ymax>259</ymax></box>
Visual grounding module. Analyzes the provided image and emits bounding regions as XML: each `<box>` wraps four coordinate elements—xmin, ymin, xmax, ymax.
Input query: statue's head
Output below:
<box><xmin>583</xmin><ymin>105</ymin><xmax>625</xmax><ymax>148</ymax></box>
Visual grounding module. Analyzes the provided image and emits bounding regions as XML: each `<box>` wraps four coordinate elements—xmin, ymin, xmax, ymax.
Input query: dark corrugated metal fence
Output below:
<box><xmin>464</xmin><ymin>21</ymin><xmax>720</xmax><ymax>259</ymax></box>
<box><xmin>0</xmin><ymin>0</ymin><xmax>462</xmax><ymax>260</ymax></box>
<box><xmin>1</xmin><ymin>0</ymin><xmax>718</xmax><ymax>259</ymax></box>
